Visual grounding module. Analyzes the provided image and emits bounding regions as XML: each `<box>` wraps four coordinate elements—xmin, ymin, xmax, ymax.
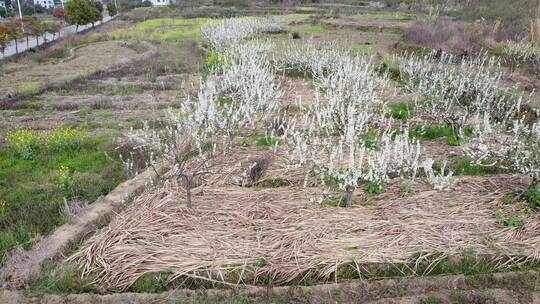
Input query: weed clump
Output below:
<box><xmin>31</xmin><ymin>265</ymin><xmax>95</xmax><ymax>294</ymax></box>
<box><xmin>524</xmin><ymin>184</ymin><xmax>540</xmax><ymax>209</ymax></box>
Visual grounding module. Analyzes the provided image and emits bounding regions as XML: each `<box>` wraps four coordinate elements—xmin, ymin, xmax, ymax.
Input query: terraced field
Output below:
<box><xmin>1</xmin><ymin>1</ymin><xmax>540</xmax><ymax>303</ymax></box>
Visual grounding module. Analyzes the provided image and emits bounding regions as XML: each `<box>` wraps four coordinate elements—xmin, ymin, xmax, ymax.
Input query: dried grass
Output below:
<box><xmin>68</xmin><ymin>172</ymin><xmax>540</xmax><ymax>291</ymax></box>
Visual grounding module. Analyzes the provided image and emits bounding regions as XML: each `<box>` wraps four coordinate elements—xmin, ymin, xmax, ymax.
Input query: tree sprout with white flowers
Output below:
<box><xmin>281</xmin><ymin>125</ymin><xmax>421</xmax><ymax>207</ymax></box>
<box><xmin>202</xmin><ymin>17</ymin><xmax>282</xmax><ymax>53</ymax></box>
<box><xmin>397</xmin><ymin>51</ymin><xmax>523</xmax><ymax>141</ymax></box>
<box><xmin>279</xmin><ymin>43</ymin><xmax>389</xmax><ymax>140</ymax></box>
<box><xmin>124</xmin><ymin>108</ymin><xmax>214</xmax><ymax>208</ymax></box>
<box><xmin>465</xmin><ymin>114</ymin><xmax>540</xmax><ymax>192</ymax></box>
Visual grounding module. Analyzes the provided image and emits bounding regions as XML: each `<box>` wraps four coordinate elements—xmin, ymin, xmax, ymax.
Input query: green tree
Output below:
<box><xmin>89</xmin><ymin>1</ymin><xmax>103</xmax><ymax>26</ymax></box>
<box><xmin>106</xmin><ymin>3</ymin><xmax>117</xmax><ymax>17</ymax></box>
<box><xmin>64</xmin><ymin>0</ymin><xmax>94</xmax><ymax>32</ymax></box>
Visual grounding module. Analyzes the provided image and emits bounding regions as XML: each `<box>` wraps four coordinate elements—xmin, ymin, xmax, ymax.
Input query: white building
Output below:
<box><xmin>149</xmin><ymin>0</ymin><xmax>169</xmax><ymax>6</ymax></box>
<box><xmin>34</xmin><ymin>0</ymin><xmax>56</xmax><ymax>8</ymax></box>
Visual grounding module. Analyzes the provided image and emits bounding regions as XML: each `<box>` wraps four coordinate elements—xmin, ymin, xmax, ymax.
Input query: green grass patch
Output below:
<box><xmin>451</xmin><ymin>156</ymin><xmax>507</xmax><ymax>176</ymax></box>
<box><xmin>17</xmin><ymin>82</ymin><xmax>41</xmax><ymax>97</ymax></box>
<box><xmin>495</xmin><ymin>209</ymin><xmax>528</xmax><ymax>229</ymax></box>
<box><xmin>129</xmin><ymin>271</ymin><xmax>173</xmax><ymax>293</ymax></box>
<box><xmin>400</xmin><ymin>181</ymin><xmax>412</xmax><ymax>194</ymax></box>
<box><xmin>349</xmin><ymin>12</ymin><xmax>413</xmax><ymax>21</ymax></box>
<box><xmin>320</xmin><ymin>196</ymin><xmax>358</xmax><ymax>207</ymax></box>
<box><xmin>31</xmin><ymin>264</ymin><xmax>95</xmax><ymax>294</ymax></box>
<box><xmin>250</xmin><ymin>133</ymin><xmax>278</xmax><ymax>147</ymax></box>
<box><xmin>350</xmin><ymin>44</ymin><xmax>375</xmax><ymax>55</ymax></box>
<box><xmin>388</xmin><ymin>102</ymin><xmax>415</xmax><ymax>120</ymax></box>
<box><xmin>358</xmin><ymin>131</ymin><xmax>379</xmax><ymax>149</ymax></box>
<box><xmin>409</xmin><ymin>125</ymin><xmax>471</xmax><ymax>146</ymax></box>
<box><xmin>365</xmin><ymin>181</ymin><xmax>384</xmax><ymax>194</ymax></box>
<box><xmin>0</xmin><ymin>132</ymin><xmax>124</xmax><ymax>265</ymax></box>
<box><xmin>109</xmin><ymin>18</ymin><xmax>210</xmax><ymax>43</ymax></box>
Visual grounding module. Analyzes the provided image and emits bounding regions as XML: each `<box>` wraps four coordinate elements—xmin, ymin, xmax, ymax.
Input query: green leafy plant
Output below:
<box><xmin>320</xmin><ymin>196</ymin><xmax>357</xmax><ymax>208</ymax></box>
<box><xmin>206</xmin><ymin>53</ymin><xmax>229</xmax><ymax>71</ymax></box>
<box><xmin>148</xmin><ymin>70</ymin><xmax>158</xmax><ymax>83</ymax></box>
<box><xmin>358</xmin><ymin>131</ymin><xmax>378</xmax><ymax>150</ymax></box>
<box><xmin>250</xmin><ymin>133</ymin><xmax>277</xmax><ymax>147</ymax></box>
<box><xmin>365</xmin><ymin>181</ymin><xmax>384</xmax><ymax>194</ymax></box>
<box><xmin>524</xmin><ymin>184</ymin><xmax>540</xmax><ymax>209</ymax></box>
<box><xmin>495</xmin><ymin>209</ymin><xmax>527</xmax><ymax>229</ymax></box>
<box><xmin>57</xmin><ymin>165</ymin><xmax>77</xmax><ymax>197</ymax></box>
<box><xmin>5</xmin><ymin>130</ymin><xmax>43</xmax><ymax>160</ymax></box>
<box><xmin>389</xmin><ymin>102</ymin><xmax>415</xmax><ymax>120</ymax></box>
<box><xmin>47</xmin><ymin>128</ymin><xmax>84</xmax><ymax>153</ymax></box>
<box><xmin>503</xmin><ymin>191</ymin><xmax>517</xmax><ymax>204</ymax></box>
<box><xmin>78</xmin><ymin>106</ymin><xmax>93</xmax><ymax>118</ymax></box>
<box><xmin>400</xmin><ymin>182</ymin><xmax>412</xmax><ymax>194</ymax></box>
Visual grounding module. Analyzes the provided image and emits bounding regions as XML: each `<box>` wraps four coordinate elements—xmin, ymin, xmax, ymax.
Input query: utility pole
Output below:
<box><xmin>16</xmin><ymin>0</ymin><xmax>24</xmax><ymax>32</ymax></box>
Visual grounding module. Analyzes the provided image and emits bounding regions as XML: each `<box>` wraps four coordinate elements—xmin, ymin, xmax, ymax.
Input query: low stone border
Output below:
<box><xmin>0</xmin><ymin>270</ymin><xmax>538</xmax><ymax>303</ymax></box>
<box><xmin>0</xmin><ymin>164</ymin><xmax>169</xmax><ymax>290</ymax></box>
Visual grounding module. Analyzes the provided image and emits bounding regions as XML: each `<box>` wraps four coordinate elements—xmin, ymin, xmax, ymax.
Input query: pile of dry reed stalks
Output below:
<box><xmin>68</xmin><ymin>174</ymin><xmax>540</xmax><ymax>291</ymax></box>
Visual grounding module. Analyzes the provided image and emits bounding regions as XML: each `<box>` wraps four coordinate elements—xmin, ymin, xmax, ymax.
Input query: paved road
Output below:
<box><xmin>1</xmin><ymin>15</ymin><xmax>116</xmax><ymax>59</ymax></box>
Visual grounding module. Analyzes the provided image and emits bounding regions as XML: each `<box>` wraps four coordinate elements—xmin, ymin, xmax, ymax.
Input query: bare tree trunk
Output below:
<box><xmin>185</xmin><ymin>182</ymin><xmax>192</xmax><ymax>208</ymax></box>
<box><xmin>26</xmin><ymin>35</ymin><xmax>29</xmax><ymax>49</ymax></box>
<box><xmin>345</xmin><ymin>187</ymin><xmax>353</xmax><ymax>207</ymax></box>
<box><xmin>14</xmin><ymin>39</ymin><xmax>18</xmax><ymax>54</ymax></box>
<box><xmin>180</xmin><ymin>174</ymin><xmax>193</xmax><ymax>208</ymax></box>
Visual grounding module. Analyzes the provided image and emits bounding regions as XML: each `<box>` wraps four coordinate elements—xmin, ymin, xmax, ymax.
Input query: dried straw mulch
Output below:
<box><xmin>68</xmin><ymin>174</ymin><xmax>540</xmax><ymax>291</ymax></box>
